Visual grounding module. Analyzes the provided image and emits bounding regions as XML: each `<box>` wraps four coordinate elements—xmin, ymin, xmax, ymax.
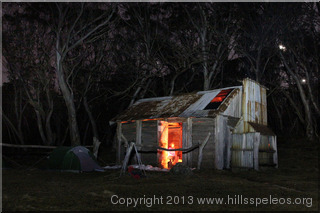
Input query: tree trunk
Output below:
<box><xmin>83</xmin><ymin>96</ymin><xmax>101</xmax><ymax>158</ymax></box>
<box><xmin>129</xmin><ymin>78</ymin><xmax>147</xmax><ymax>107</ymax></box>
<box><xmin>271</xmin><ymin>95</ymin><xmax>283</xmax><ymax>133</ymax></box>
<box><xmin>34</xmin><ymin>110</ymin><xmax>48</xmax><ymax>145</ymax></box>
<box><xmin>280</xmin><ymin>52</ymin><xmax>315</xmax><ymax>141</ymax></box>
<box><xmin>56</xmin><ymin>48</ymin><xmax>80</xmax><ymax>146</ymax></box>
<box><xmin>201</xmin><ymin>34</ymin><xmax>209</xmax><ymax>91</ymax></box>
<box><xmin>14</xmin><ymin>87</ymin><xmax>25</xmax><ymax>144</ymax></box>
<box><xmin>83</xmin><ymin>96</ymin><xmax>99</xmax><ymax>140</ymax></box>
<box><xmin>169</xmin><ymin>73</ymin><xmax>180</xmax><ymax>96</ymax></box>
<box><xmin>45</xmin><ymin>91</ymin><xmax>54</xmax><ymax>145</ymax></box>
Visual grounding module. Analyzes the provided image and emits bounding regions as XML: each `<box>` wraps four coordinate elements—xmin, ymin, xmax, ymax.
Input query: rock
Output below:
<box><xmin>169</xmin><ymin>163</ymin><xmax>193</xmax><ymax>176</ymax></box>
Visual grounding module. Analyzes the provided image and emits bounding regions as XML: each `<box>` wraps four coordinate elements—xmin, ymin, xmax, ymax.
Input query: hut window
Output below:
<box><xmin>204</xmin><ymin>89</ymin><xmax>233</xmax><ymax>110</ymax></box>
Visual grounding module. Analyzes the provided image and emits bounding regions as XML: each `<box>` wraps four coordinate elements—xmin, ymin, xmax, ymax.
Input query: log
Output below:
<box><xmin>1</xmin><ymin>143</ymin><xmax>93</xmax><ymax>149</ymax></box>
<box><xmin>135</xmin><ymin>144</ymin><xmax>200</xmax><ymax>153</ymax></box>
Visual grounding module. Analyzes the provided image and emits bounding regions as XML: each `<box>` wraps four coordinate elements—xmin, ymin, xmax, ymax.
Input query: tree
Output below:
<box><xmin>117</xmin><ymin>3</ymin><xmax>170</xmax><ymax>104</ymax></box>
<box><xmin>264</xmin><ymin>3</ymin><xmax>320</xmax><ymax>140</ymax></box>
<box><xmin>276</xmin><ymin>3</ymin><xmax>319</xmax><ymax>140</ymax></box>
<box><xmin>184</xmin><ymin>3</ymin><xmax>237</xmax><ymax>90</ymax></box>
<box><xmin>2</xmin><ymin>4</ymin><xmax>56</xmax><ymax>145</ymax></box>
<box><xmin>49</xmin><ymin>3</ymin><xmax>115</xmax><ymax>145</ymax></box>
<box><xmin>234</xmin><ymin>3</ymin><xmax>282</xmax><ymax>83</ymax></box>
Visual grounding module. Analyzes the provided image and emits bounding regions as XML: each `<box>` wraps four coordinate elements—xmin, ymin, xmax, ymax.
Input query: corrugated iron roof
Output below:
<box><xmin>115</xmin><ymin>86</ymin><xmax>242</xmax><ymax>122</ymax></box>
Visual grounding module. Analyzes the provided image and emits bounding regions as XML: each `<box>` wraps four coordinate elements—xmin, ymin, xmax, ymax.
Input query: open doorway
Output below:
<box><xmin>158</xmin><ymin>121</ymin><xmax>183</xmax><ymax>169</ymax></box>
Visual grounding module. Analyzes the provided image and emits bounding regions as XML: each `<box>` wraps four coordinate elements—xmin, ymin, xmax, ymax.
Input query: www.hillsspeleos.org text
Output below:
<box><xmin>110</xmin><ymin>195</ymin><xmax>312</xmax><ymax>208</ymax></box>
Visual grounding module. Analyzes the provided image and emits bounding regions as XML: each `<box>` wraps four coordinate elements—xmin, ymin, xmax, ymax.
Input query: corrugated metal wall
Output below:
<box><xmin>231</xmin><ymin>133</ymin><xmax>277</xmax><ymax>169</ymax></box>
<box><xmin>258</xmin><ymin>135</ymin><xmax>276</xmax><ymax>166</ymax></box>
<box><xmin>231</xmin><ymin>133</ymin><xmax>255</xmax><ymax>168</ymax></box>
<box><xmin>242</xmin><ymin>79</ymin><xmax>267</xmax><ymax>125</ymax></box>
<box><xmin>222</xmin><ymin>88</ymin><xmax>242</xmax><ymax>118</ymax></box>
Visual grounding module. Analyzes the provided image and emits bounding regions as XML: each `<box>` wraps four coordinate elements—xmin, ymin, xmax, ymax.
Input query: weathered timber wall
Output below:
<box><xmin>122</xmin><ymin>122</ymin><xmax>136</xmax><ymax>142</ymax></box>
<box><xmin>140</xmin><ymin>120</ymin><xmax>158</xmax><ymax>166</ymax></box>
<box><xmin>192</xmin><ymin>118</ymin><xmax>215</xmax><ymax>169</ymax></box>
<box><xmin>120</xmin><ymin>122</ymin><xmax>136</xmax><ymax>164</ymax></box>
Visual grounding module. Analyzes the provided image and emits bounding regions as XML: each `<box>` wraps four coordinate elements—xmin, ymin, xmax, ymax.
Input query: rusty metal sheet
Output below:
<box><xmin>115</xmin><ymin>93</ymin><xmax>203</xmax><ymax>121</ymax></box>
<box><xmin>114</xmin><ymin>86</ymin><xmax>242</xmax><ymax>122</ymax></box>
<box><xmin>242</xmin><ymin>78</ymin><xmax>267</xmax><ymax>126</ymax></box>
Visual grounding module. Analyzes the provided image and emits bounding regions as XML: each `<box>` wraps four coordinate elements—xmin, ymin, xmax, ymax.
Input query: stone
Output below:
<box><xmin>169</xmin><ymin>163</ymin><xmax>193</xmax><ymax>176</ymax></box>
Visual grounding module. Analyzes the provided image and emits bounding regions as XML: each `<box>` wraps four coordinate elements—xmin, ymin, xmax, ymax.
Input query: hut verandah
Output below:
<box><xmin>112</xmin><ymin>78</ymin><xmax>278</xmax><ymax>171</ymax></box>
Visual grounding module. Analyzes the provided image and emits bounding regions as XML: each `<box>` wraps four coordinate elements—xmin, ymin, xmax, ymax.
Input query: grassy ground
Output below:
<box><xmin>2</xmin><ymin>138</ymin><xmax>319</xmax><ymax>211</ymax></box>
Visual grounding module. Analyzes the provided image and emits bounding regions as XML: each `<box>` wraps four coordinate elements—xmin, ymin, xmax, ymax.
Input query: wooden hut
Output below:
<box><xmin>112</xmin><ymin>78</ymin><xmax>278</xmax><ymax>170</ymax></box>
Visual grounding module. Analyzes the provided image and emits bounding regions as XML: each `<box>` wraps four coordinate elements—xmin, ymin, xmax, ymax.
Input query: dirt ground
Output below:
<box><xmin>2</xmin><ymin>138</ymin><xmax>319</xmax><ymax>211</ymax></box>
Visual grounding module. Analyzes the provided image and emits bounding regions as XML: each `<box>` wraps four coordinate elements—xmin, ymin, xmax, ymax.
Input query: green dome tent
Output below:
<box><xmin>48</xmin><ymin>146</ymin><xmax>102</xmax><ymax>172</ymax></box>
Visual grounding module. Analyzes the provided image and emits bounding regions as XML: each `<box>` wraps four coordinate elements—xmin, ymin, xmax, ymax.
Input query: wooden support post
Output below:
<box><xmin>136</xmin><ymin>120</ymin><xmax>142</xmax><ymax>146</ymax></box>
<box><xmin>272</xmin><ymin>136</ymin><xmax>278</xmax><ymax>168</ymax></box>
<box><xmin>197</xmin><ymin>132</ymin><xmax>211</xmax><ymax>170</ymax></box>
<box><xmin>253</xmin><ymin>132</ymin><xmax>260</xmax><ymax>171</ymax></box>
<box><xmin>135</xmin><ymin>120</ymin><xmax>142</xmax><ymax>163</ymax></box>
<box><xmin>183</xmin><ymin>118</ymin><xmax>193</xmax><ymax>166</ymax></box>
<box><xmin>182</xmin><ymin>123</ymin><xmax>187</xmax><ymax>165</ymax></box>
<box><xmin>215</xmin><ymin>116</ymin><xmax>224</xmax><ymax>170</ymax></box>
<box><xmin>116</xmin><ymin>122</ymin><xmax>122</xmax><ymax>164</ymax></box>
<box><xmin>187</xmin><ymin>118</ymin><xmax>193</xmax><ymax>166</ymax></box>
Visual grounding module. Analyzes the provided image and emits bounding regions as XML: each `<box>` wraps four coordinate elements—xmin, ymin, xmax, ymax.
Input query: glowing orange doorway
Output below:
<box><xmin>158</xmin><ymin>121</ymin><xmax>183</xmax><ymax>169</ymax></box>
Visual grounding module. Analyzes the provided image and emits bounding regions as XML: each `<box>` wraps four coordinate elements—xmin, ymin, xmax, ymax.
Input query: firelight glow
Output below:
<box><xmin>159</xmin><ymin>122</ymin><xmax>182</xmax><ymax>169</ymax></box>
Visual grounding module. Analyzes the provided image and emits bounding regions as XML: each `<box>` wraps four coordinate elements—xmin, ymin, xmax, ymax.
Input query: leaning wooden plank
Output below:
<box><xmin>121</xmin><ymin>134</ymin><xmax>128</xmax><ymax>147</ymax></box>
<box><xmin>120</xmin><ymin>142</ymin><xmax>146</xmax><ymax>177</ymax></box>
<box><xmin>120</xmin><ymin>142</ymin><xmax>135</xmax><ymax>177</ymax></box>
<box><xmin>133</xmin><ymin>143</ymin><xmax>146</xmax><ymax>177</ymax></box>
<box><xmin>197</xmin><ymin>132</ymin><xmax>211</xmax><ymax>169</ymax></box>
